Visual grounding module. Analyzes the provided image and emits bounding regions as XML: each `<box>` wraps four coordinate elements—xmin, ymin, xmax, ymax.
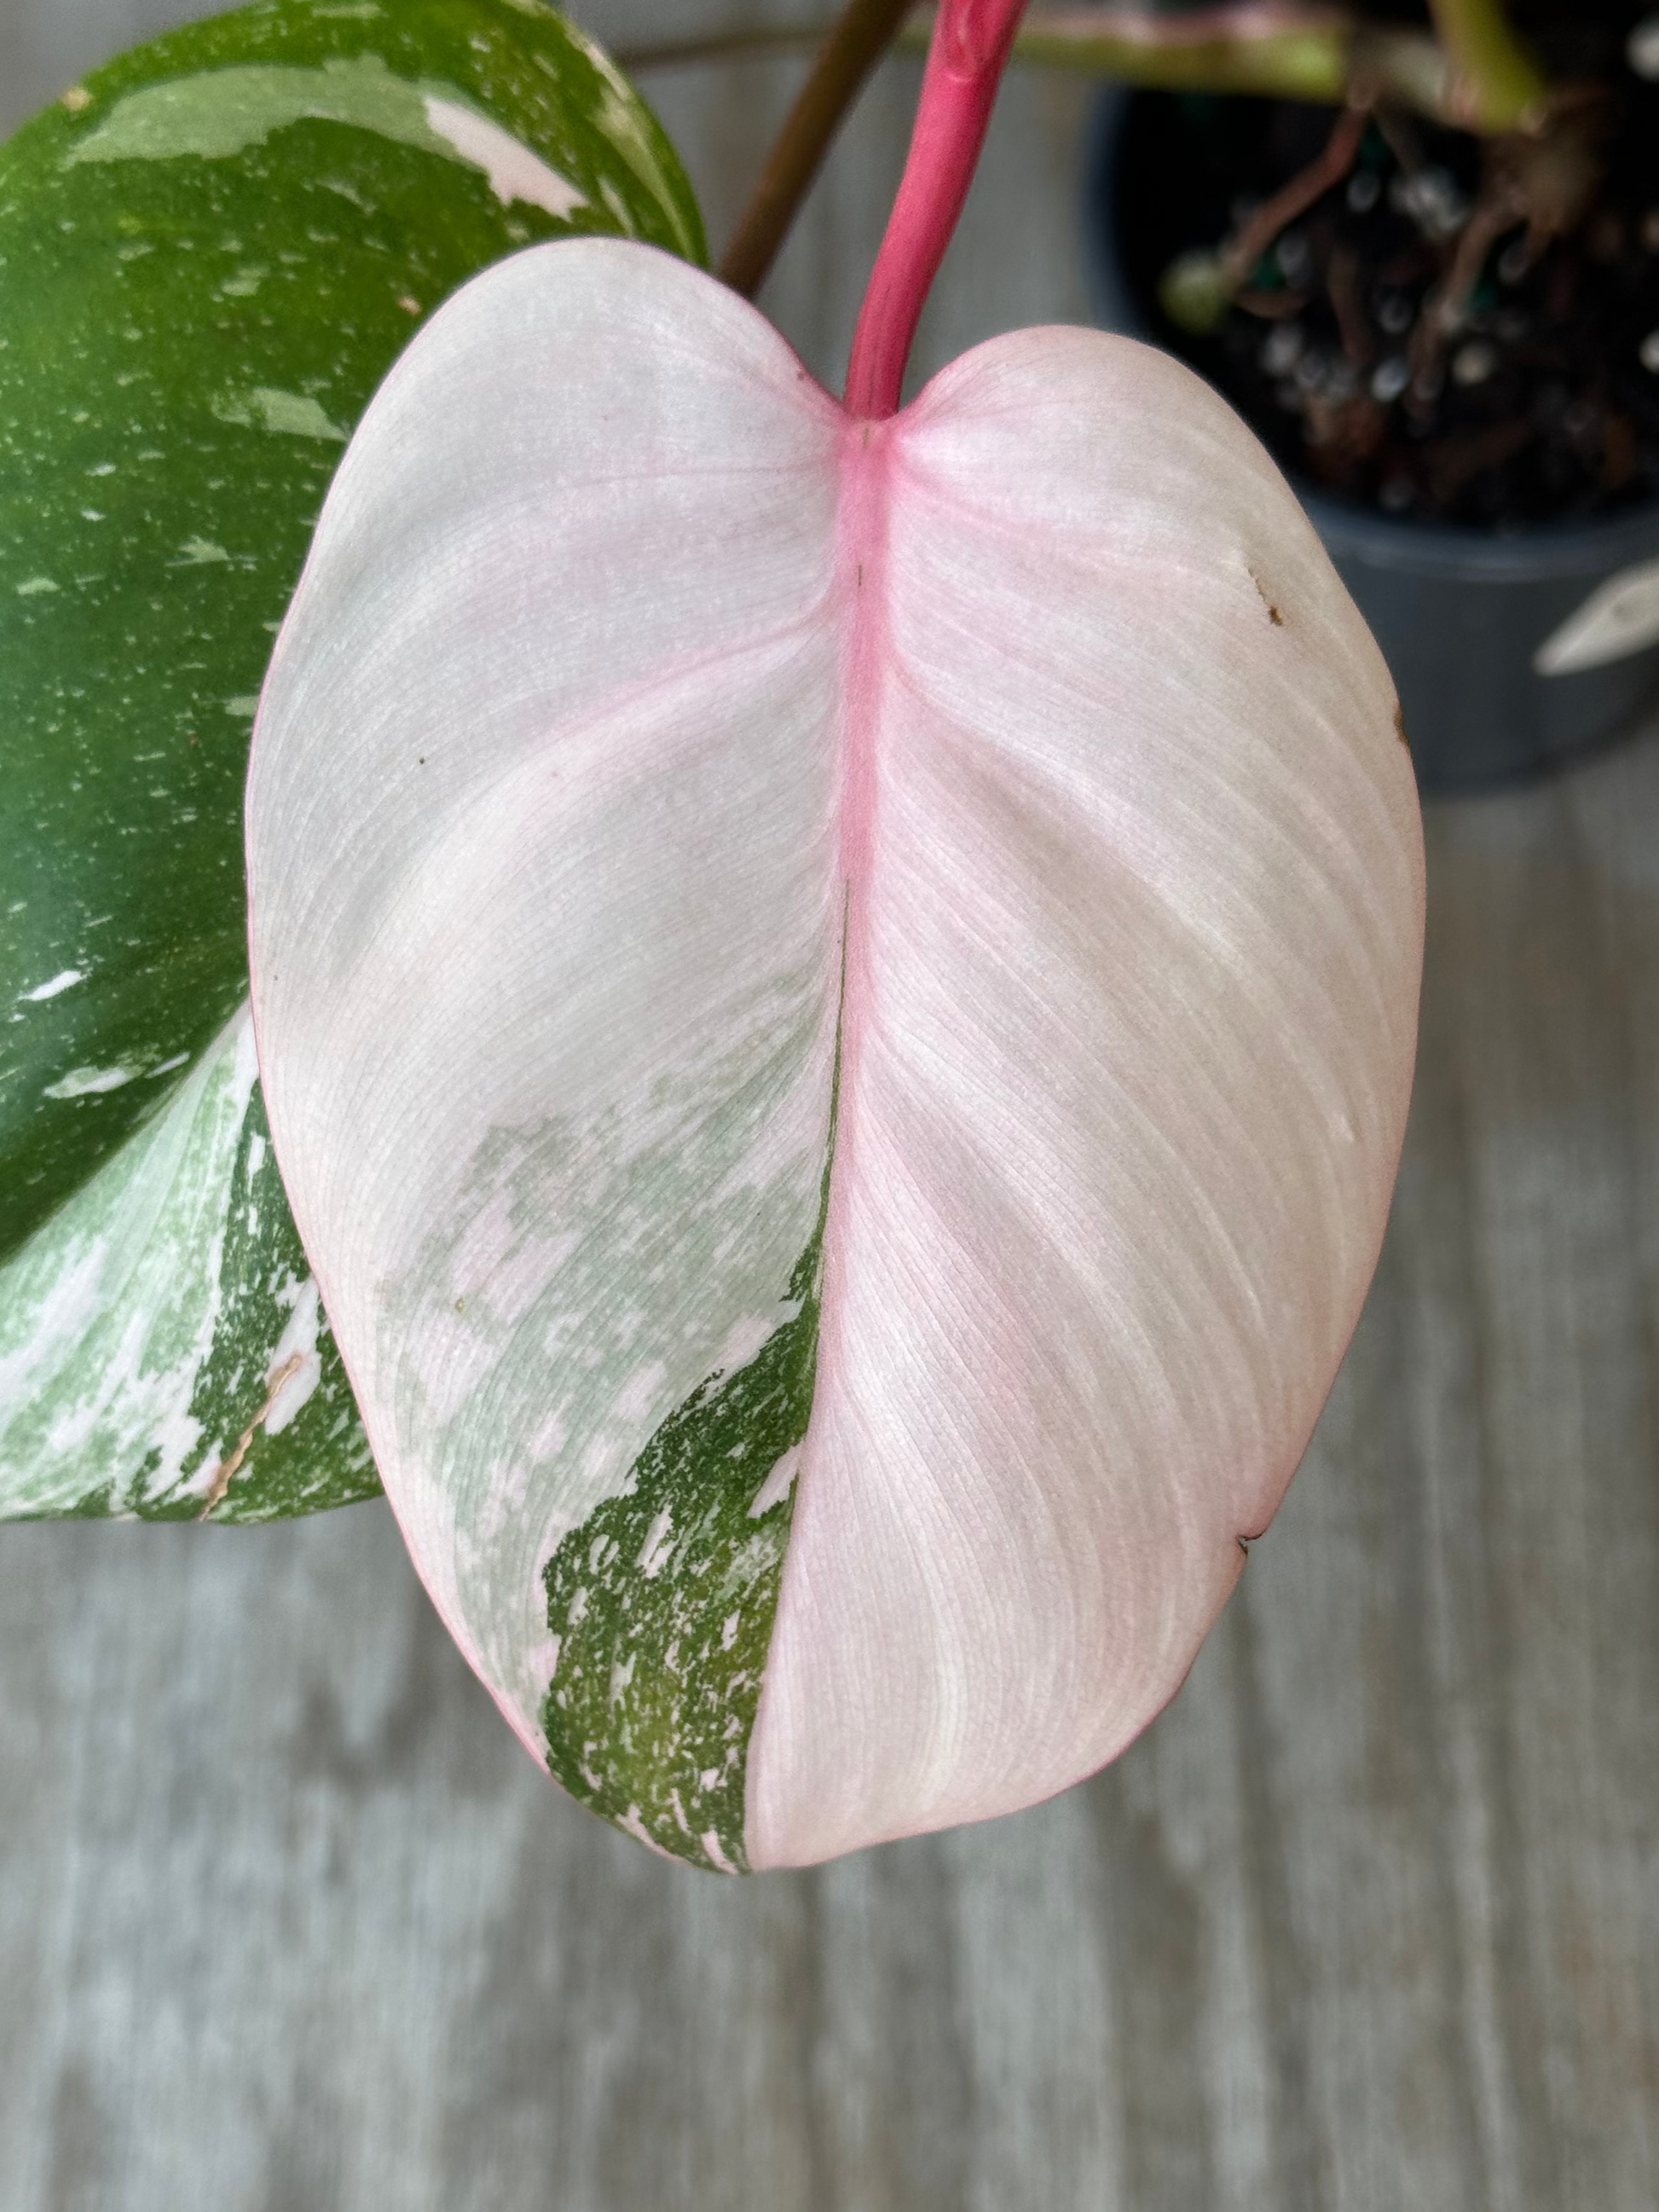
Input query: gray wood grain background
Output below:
<box><xmin>5</xmin><ymin>3</ymin><xmax>1659</xmax><ymax>2206</ymax></box>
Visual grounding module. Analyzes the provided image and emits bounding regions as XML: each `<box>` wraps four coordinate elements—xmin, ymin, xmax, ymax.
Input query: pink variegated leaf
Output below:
<box><xmin>246</xmin><ymin>235</ymin><xmax>1421</xmax><ymax>1872</ymax></box>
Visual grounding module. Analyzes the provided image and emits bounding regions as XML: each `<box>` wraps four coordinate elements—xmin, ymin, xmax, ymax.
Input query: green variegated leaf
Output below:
<box><xmin>0</xmin><ymin>0</ymin><xmax>703</xmax><ymax>1520</ymax></box>
<box><xmin>0</xmin><ymin>1006</ymin><xmax>374</xmax><ymax>1520</ymax></box>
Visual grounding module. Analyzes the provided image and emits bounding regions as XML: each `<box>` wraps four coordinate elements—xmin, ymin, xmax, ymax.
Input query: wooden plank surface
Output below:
<box><xmin>5</xmin><ymin>4</ymin><xmax>1659</xmax><ymax>2205</ymax></box>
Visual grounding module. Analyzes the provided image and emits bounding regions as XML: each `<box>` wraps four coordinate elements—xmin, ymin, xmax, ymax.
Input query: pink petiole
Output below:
<box><xmin>843</xmin><ymin>0</ymin><xmax>1030</xmax><ymax>419</ymax></box>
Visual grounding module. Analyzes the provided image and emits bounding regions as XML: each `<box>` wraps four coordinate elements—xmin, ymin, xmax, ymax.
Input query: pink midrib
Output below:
<box><xmin>796</xmin><ymin>408</ymin><xmax>893</xmax><ymax>1535</ymax></box>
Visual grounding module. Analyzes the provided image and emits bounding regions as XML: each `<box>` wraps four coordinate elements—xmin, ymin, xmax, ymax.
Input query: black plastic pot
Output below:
<box><xmin>1085</xmin><ymin>92</ymin><xmax>1659</xmax><ymax>795</ymax></box>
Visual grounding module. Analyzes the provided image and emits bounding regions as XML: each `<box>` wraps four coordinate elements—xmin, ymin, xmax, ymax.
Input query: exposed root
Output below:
<box><xmin>1223</xmin><ymin>102</ymin><xmax>1369</xmax><ymax>292</ymax></box>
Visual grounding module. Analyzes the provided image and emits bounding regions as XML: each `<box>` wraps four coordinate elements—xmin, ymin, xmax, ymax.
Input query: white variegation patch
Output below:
<box><xmin>20</xmin><ymin>968</ymin><xmax>84</xmax><ymax>1002</ymax></box>
<box><xmin>66</xmin><ymin>53</ymin><xmax>592</xmax><ymax>232</ymax></box>
<box><xmin>0</xmin><ymin>1005</ymin><xmax>369</xmax><ymax>1521</ymax></box>
<box><xmin>0</xmin><ymin>1009</ymin><xmax>257</xmax><ymax>1514</ymax></box>
<box><xmin>43</xmin><ymin>1063</ymin><xmax>139</xmax><ymax>1098</ymax></box>
<box><xmin>264</xmin><ymin>1272</ymin><xmax>323</xmax><ymax>1436</ymax></box>
<box><xmin>422</xmin><ymin>96</ymin><xmax>585</xmax><ymax>218</ymax></box>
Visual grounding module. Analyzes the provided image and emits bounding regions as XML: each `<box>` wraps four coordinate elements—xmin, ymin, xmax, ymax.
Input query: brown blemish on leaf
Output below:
<box><xmin>1249</xmin><ymin>569</ymin><xmax>1284</xmax><ymax>625</ymax></box>
<box><xmin>1394</xmin><ymin>702</ymin><xmax>1409</xmax><ymax>749</ymax></box>
<box><xmin>197</xmin><ymin>1352</ymin><xmax>305</xmax><ymax>1520</ymax></box>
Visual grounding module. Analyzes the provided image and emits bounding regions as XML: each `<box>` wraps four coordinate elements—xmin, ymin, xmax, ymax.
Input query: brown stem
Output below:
<box><xmin>719</xmin><ymin>0</ymin><xmax>918</xmax><ymax>298</ymax></box>
<box><xmin>1222</xmin><ymin>102</ymin><xmax>1367</xmax><ymax>288</ymax></box>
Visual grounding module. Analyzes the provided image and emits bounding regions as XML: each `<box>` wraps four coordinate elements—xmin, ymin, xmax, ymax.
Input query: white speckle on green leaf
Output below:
<box><xmin>721</xmin><ymin>1522</ymin><xmax>787</xmax><ymax>1595</ymax></box>
<box><xmin>637</xmin><ymin>1504</ymin><xmax>674</xmax><ymax>1578</ymax></box>
<box><xmin>15</xmin><ymin>576</ymin><xmax>58</xmax><ymax>597</ymax></box>
<box><xmin>212</xmin><ymin>387</ymin><xmax>346</xmax><ymax>441</ymax></box>
<box><xmin>172</xmin><ymin>536</ymin><xmax>231</xmax><ymax>566</ymax></box>
<box><xmin>21</xmin><ymin>969</ymin><xmax>83</xmax><ymax>1002</ymax></box>
<box><xmin>224</xmin><ymin>696</ymin><xmax>260</xmax><ymax>720</ymax></box>
<box><xmin>44</xmin><ymin>1064</ymin><xmax>137</xmax><ymax>1099</ymax></box>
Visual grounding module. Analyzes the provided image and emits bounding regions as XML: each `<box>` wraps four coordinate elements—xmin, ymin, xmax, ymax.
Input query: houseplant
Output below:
<box><xmin>2</xmin><ymin>0</ymin><xmax>1422</xmax><ymax>1867</ymax></box>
